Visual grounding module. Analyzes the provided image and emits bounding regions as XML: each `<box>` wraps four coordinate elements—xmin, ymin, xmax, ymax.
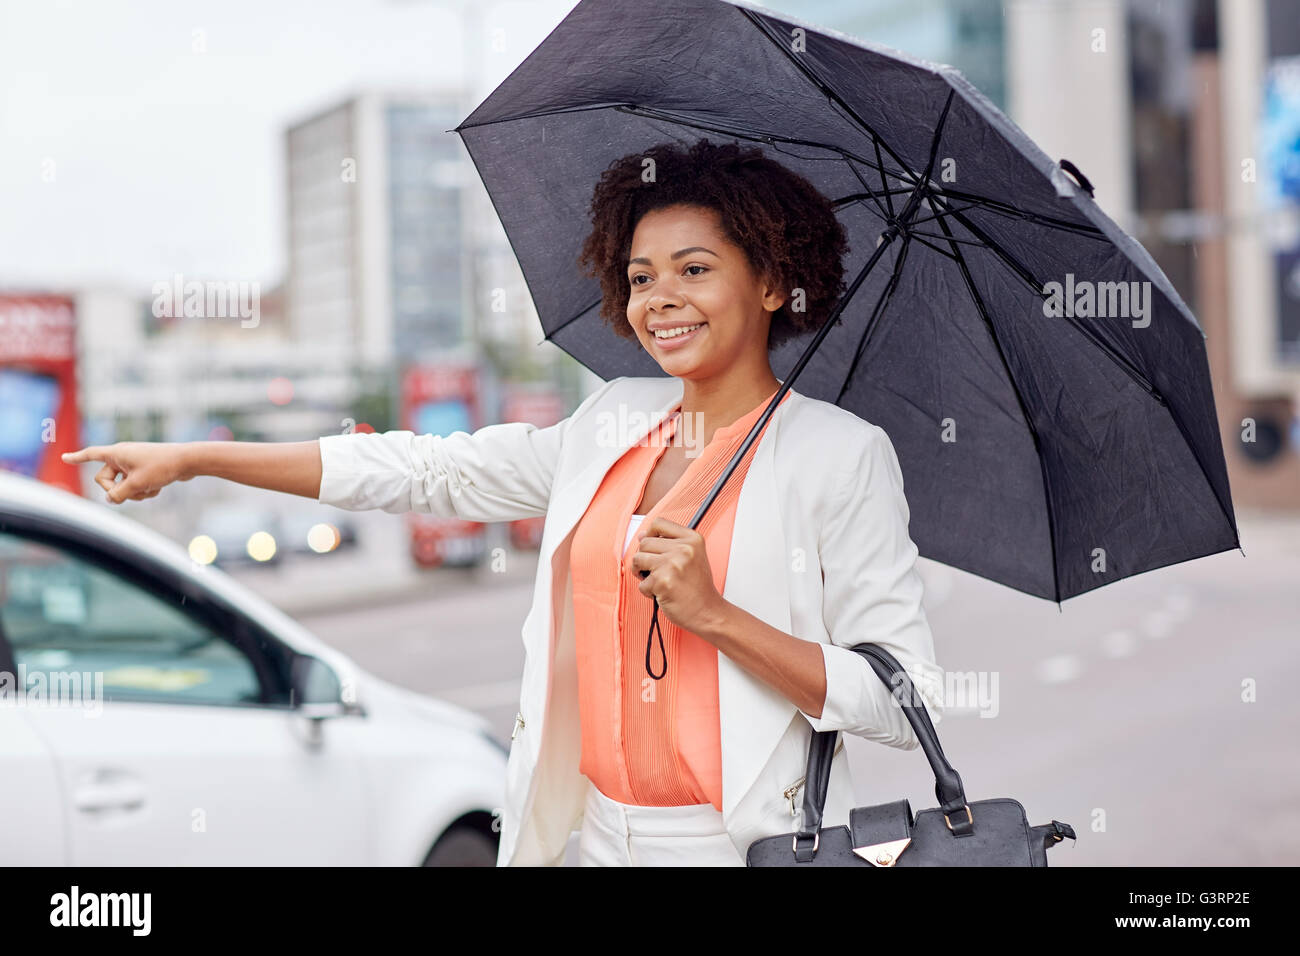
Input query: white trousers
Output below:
<box><xmin>577</xmin><ymin>781</ymin><xmax>746</xmax><ymax>866</ymax></box>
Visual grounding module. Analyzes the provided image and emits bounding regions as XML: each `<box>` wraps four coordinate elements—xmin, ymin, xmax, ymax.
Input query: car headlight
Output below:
<box><xmin>246</xmin><ymin>531</ymin><xmax>277</xmax><ymax>562</ymax></box>
<box><xmin>188</xmin><ymin>535</ymin><xmax>218</xmax><ymax>565</ymax></box>
<box><xmin>307</xmin><ymin>522</ymin><xmax>341</xmax><ymax>553</ymax></box>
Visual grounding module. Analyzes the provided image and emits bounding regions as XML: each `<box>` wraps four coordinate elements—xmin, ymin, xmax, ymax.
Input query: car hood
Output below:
<box><xmin>358</xmin><ymin>671</ymin><xmax>496</xmax><ymax>738</ymax></box>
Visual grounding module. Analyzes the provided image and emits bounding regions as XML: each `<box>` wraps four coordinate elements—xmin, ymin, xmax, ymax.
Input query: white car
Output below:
<box><xmin>0</xmin><ymin>472</ymin><xmax>506</xmax><ymax>866</ymax></box>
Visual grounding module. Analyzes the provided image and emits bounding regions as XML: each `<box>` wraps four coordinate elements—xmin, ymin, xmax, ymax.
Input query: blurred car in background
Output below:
<box><xmin>189</xmin><ymin>502</ymin><xmax>285</xmax><ymax>568</ymax></box>
<box><xmin>276</xmin><ymin>497</ymin><xmax>357</xmax><ymax>556</ymax></box>
<box><xmin>0</xmin><ymin>472</ymin><xmax>507</xmax><ymax>866</ymax></box>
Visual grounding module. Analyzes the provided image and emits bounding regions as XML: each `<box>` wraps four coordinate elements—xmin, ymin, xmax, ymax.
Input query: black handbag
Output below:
<box><xmin>746</xmin><ymin>642</ymin><xmax>1076</xmax><ymax>866</ymax></box>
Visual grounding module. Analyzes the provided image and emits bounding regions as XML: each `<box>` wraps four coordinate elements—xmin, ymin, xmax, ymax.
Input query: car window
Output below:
<box><xmin>0</xmin><ymin>531</ymin><xmax>261</xmax><ymax>706</ymax></box>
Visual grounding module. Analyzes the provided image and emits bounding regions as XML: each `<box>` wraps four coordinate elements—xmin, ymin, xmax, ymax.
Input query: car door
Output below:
<box><xmin>0</xmin><ymin>705</ymin><xmax>66</xmax><ymax>864</ymax></box>
<box><xmin>0</xmin><ymin>525</ymin><xmax>370</xmax><ymax>865</ymax></box>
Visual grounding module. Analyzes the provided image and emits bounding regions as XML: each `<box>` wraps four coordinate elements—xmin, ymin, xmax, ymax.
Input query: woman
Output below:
<box><xmin>61</xmin><ymin>139</ymin><xmax>945</xmax><ymax>867</ymax></box>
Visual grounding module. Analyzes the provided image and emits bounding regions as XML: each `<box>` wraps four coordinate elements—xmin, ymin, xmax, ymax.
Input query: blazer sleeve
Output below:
<box><xmin>799</xmin><ymin>423</ymin><xmax>945</xmax><ymax>749</ymax></box>
<box><xmin>316</xmin><ymin>376</ymin><xmax>625</xmax><ymax>521</ymax></box>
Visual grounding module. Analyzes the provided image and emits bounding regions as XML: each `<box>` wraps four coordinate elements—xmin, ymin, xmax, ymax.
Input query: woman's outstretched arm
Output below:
<box><xmin>61</xmin><ymin>440</ymin><xmax>323</xmax><ymax>504</ymax></box>
<box><xmin>184</xmin><ymin>440</ymin><xmax>322</xmax><ymax>498</ymax></box>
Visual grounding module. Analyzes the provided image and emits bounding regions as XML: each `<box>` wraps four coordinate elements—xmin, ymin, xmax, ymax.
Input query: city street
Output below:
<box><xmin>229</xmin><ymin>508</ymin><xmax>1300</xmax><ymax>866</ymax></box>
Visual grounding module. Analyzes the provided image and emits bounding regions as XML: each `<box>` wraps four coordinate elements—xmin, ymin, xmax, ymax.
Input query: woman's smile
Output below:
<box><xmin>651</xmin><ymin>322</ymin><xmax>707</xmax><ymax>350</ymax></box>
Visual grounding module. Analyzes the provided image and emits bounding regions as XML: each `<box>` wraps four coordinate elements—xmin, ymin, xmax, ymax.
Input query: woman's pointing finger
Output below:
<box><xmin>62</xmin><ymin>447</ymin><xmax>106</xmax><ymax>465</ymax></box>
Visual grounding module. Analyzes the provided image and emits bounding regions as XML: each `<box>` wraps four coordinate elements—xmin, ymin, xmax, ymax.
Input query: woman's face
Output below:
<box><xmin>625</xmin><ymin>204</ymin><xmax>785</xmax><ymax>380</ymax></box>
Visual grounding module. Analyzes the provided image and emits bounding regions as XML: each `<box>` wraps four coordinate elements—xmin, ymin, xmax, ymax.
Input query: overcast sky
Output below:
<box><xmin>0</xmin><ymin>0</ymin><xmax>577</xmax><ymax>292</ymax></box>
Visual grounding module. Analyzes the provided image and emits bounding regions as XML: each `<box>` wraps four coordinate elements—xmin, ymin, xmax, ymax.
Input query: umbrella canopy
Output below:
<box><xmin>450</xmin><ymin>0</ymin><xmax>1240</xmax><ymax>606</ymax></box>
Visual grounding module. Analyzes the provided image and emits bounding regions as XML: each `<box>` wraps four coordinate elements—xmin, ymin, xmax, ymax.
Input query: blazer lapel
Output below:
<box><xmin>539</xmin><ymin>378</ymin><xmax>684</xmax><ymax>567</ymax></box>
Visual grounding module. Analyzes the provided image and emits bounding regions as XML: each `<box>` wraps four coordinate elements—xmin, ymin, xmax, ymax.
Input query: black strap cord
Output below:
<box><xmin>645</xmin><ymin>597</ymin><xmax>667</xmax><ymax>679</ymax></box>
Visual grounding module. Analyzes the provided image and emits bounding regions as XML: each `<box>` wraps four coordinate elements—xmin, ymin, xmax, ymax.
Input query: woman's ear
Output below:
<box><xmin>760</xmin><ymin>272</ymin><xmax>788</xmax><ymax>314</ymax></box>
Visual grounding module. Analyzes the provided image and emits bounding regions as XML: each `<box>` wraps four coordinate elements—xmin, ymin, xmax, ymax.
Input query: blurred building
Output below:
<box><xmin>789</xmin><ymin>0</ymin><xmax>1008</xmax><ymax>109</ymax></box>
<box><xmin>72</xmin><ymin>282</ymin><xmax>356</xmax><ymax>446</ymax></box>
<box><xmin>456</xmin><ymin>0</ymin><xmax>606</xmax><ymax>401</ymax></box>
<box><xmin>284</xmin><ymin>90</ymin><xmax>474</xmax><ymax>371</ymax></box>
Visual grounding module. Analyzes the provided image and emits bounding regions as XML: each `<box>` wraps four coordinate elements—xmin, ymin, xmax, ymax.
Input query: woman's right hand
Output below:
<box><xmin>61</xmin><ymin>442</ymin><xmax>194</xmax><ymax>504</ymax></box>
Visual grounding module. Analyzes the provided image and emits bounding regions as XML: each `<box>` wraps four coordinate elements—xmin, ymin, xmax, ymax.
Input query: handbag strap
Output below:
<box><xmin>795</xmin><ymin>642</ymin><xmax>971</xmax><ymax>855</ymax></box>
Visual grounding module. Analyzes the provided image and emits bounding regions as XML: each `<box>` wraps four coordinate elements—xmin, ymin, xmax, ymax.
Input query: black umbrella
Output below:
<box><xmin>450</xmin><ymin>0</ymin><xmax>1240</xmax><ymax>675</ymax></box>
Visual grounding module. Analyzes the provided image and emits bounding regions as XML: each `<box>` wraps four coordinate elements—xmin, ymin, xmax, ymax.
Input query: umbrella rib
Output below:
<box><xmin>874</xmin><ymin>138</ymin><xmax>896</xmax><ymax>218</ymax></box>
<box><xmin>839</xmin><ymin>161</ymin><xmax>894</xmax><ymax>220</ymax></box>
<box><xmin>908</xmin><ymin>235</ymin><xmax>959</xmax><ymax>260</ymax></box>
<box><xmin>907</xmin><ymin>230</ymin><xmax>985</xmax><ymax>246</ymax></box>
<box><xmin>734</xmin><ymin>6</ymin><xmax>927</xmax><ymax>188</ymax></box>
<box><xmin>923</xmin><ymin>186</ymin><xmax>1106</xmax><ymax>237</ymax></box>
<box><xmin>832</xmin><ymin>185</ymin><xmax>914</xmax><ymax>223</ymax></box>
<box><xmin>615</xmin><ymin>104</ymin><xmax>908</xmax><ymax>187</ymax></box>
<box><xmin>916</xmin><ymin>90</ymin><xmax>956</xmax><ymax>189</ymax></box>
<box><xmin>920</xmin><ymin>201</ymin><xmax>1111</xmax><ymax>240</ymax></box>
<box><xmin>834</xmin><ymin>235</ymin><xmax>913</xmax><ymax>405</ymax></box>
<box><xmin>831</xmin><ymin>187</ymin><xmax>916</xmax><ymax>208</ymax></box>
<box><xmin>543</xmin><ymin>296</ymin><xmax>603</xmax><ymax>342</ymax></box>
<box><xmin>931</xmin><ymin>210</ymin><xmax>1063</xmax><ymax>604</ymax></box>
<box><xmin>926</xmin><ymin>193</ymin><xmax>1047</xmax><ymax>291</ymax></box>
<box><xmin>906</xmin><ymin>200</ymin><xmax>987</xmax><ymax>225</ymax></box>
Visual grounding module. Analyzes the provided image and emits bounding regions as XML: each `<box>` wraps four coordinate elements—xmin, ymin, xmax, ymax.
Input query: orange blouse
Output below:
<box><xmin>571</xmin><ymin>386</ymin><xmax>790</xmax><ymax>810</ymax></box>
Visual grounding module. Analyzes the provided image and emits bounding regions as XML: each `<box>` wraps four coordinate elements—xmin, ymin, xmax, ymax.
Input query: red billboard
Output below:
<box><xmin>0</xmin><ymin>295</ymin><xmax>81</xmax><ymax>494</ymax></box>
<box><xmin>501</xmin><ymin>384</ymin><xmax>565</xmax><ymax>550</ymax></box>
<box><xmin>400</xmin><ymin>362</ymin><xmax>487</xmax><ymax>568</ymax></box>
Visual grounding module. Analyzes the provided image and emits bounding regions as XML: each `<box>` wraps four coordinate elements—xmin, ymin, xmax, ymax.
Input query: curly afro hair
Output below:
<box><xmin>577</xmin><ymin>138</ymin><xmax>849</xmax><ymax>352</ymax></box>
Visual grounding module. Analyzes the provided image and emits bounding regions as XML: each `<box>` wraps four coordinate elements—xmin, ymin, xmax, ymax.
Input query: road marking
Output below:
<box><xmin>1100</xmin><ymin>629</ymin><xmax>1138</xmax><ymax>658</ymax></box>
<box><xmin>1141</xmin><ymin>609</ymin><xmax>1177</xmax><ymax>640</ymax></box>
<box><xmin>1036</xmin><ymin>654</ymin><xmax>1083</xmax><ymax>684</ymax></box>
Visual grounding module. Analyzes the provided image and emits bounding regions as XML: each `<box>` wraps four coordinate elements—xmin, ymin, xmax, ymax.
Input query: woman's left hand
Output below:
<box><xmin>629</xmin><ymin>517</ymin><xmax>726</xmax><ymax>635</ymax></box>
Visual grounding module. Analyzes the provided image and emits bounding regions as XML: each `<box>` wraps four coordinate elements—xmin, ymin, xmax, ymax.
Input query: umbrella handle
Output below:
<box><xmin>1058</xmin><ymin>158</ymin><xmax>1095</xmax><ymax>197</ymax></box>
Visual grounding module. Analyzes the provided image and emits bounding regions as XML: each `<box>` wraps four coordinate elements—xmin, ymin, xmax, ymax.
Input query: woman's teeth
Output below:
<box><xmin>654</xmin><ymin>323</ymin><xmax>703</xmax><ymax>339</ymax></box>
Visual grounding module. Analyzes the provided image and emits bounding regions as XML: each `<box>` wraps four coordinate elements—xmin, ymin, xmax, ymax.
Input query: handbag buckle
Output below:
<box><xmin>943</xmin><ymin>805</ymin><xmax>973</xmax><ymax>831</ymax></box>
<box><xmin>792</xmin><ymin>831</ymin><xmax>819</xmax><ymax>854</ymax></box>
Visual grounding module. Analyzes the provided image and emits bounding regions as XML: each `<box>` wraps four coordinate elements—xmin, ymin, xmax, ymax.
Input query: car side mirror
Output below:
<box><xmin>290</xmin><ymin>655</ymin><xmax>359</xmax><ymax>746</ymax></box>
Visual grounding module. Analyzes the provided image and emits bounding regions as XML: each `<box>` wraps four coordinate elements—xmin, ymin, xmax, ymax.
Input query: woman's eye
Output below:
<box><xmin>629</xmin><ymin>265</ymin><xmax>706</xmax><ymax>286</ymax></box>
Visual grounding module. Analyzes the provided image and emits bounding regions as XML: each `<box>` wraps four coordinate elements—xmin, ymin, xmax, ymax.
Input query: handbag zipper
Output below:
<box><xmin>783</xmin><ymin>777</ymin><xmax>805</xmax><ymax>817</ymax></box>
<box><xmin>781</xmin><ymin>737</ymin><xmax>844</xmax><ymax>817</ymax></box>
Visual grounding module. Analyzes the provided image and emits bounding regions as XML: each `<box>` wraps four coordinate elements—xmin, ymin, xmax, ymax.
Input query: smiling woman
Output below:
<box><xmin>53</xmin><ymin>138</ymin><xmax>942</xmax><ymax>869</ymax></box>
<box><xmin>579</xmin><ymin>139</ymin><xmax>849</xmax><ymax>357</ymax></box>
<box><xmin>556</xmin><ymin>139</ymin><xmax>871</xmax><ymax>865</ymax></box>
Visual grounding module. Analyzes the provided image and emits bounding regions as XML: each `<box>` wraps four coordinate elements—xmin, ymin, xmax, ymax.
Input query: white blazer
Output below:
<box><xmin>317</xmin><ymin>375</ymin><xmax>945</xmax><ymax>866</ymax></box>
